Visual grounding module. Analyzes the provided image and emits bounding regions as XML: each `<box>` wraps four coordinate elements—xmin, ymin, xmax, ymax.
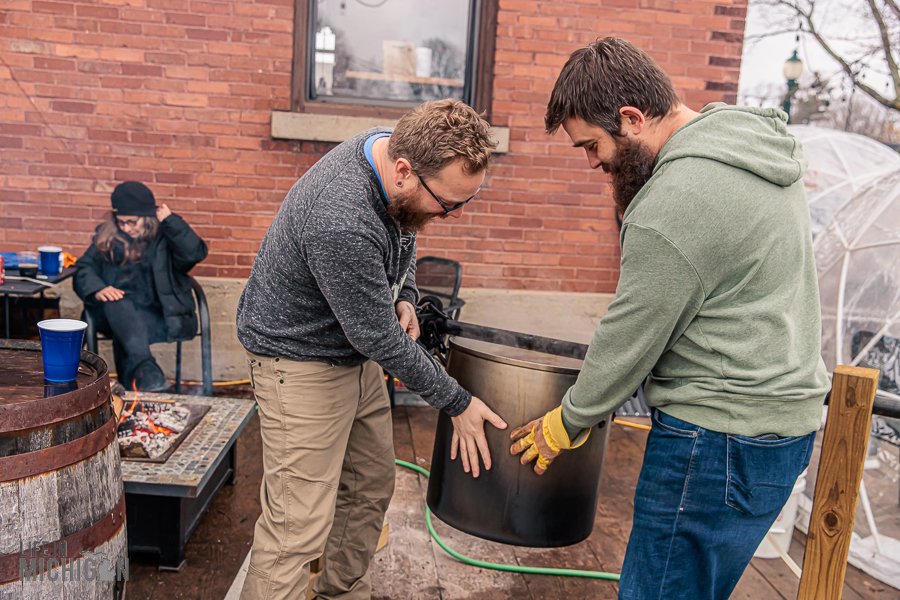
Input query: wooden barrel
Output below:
<box><xmin>0</xmin><ymin>340</ymin><xmax>126</xmax><ymax>599</ymax></box>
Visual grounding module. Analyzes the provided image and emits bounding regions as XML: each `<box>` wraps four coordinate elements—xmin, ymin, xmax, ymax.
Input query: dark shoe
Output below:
<box><xmin>133</xmin><ymin>359</ymin><xmax>171</xmax><ymax>393</ymax></box>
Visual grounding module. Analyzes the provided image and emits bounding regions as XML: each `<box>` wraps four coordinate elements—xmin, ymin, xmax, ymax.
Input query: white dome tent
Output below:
<box><xmin>814</xmin><ymin>167</ymin><xmax>900</xmax><ymax>379</ymax></box>
<box><xmin>809</xmin><ymin>166</ymin><xmax>900</xmax><ymax>589</ymax></box>
<box><xmin>790</xmin><ymin>126</ymin><xmax>900</xmax><ymax>236</ymax></box>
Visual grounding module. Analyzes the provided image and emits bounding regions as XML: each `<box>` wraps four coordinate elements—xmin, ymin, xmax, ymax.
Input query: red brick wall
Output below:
<box><xmin>0</xmin><ymin>0</ymin><xmax>746</xmax><ymax>292</ymax></box>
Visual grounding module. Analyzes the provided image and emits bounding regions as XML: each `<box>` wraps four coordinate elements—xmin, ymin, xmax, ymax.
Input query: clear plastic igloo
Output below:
<box><xmin>790</xmin><ymin>125</ymin><xmax>900</xmax><ymax>237</ymax></box>
<box><xmin>814</xmin><ymin>167</ymin><xmax>900</xmax><ymax>381</ymax></box>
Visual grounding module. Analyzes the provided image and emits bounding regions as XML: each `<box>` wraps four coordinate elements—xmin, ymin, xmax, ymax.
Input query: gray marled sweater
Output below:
<box><xmin>236</xmin><ymin>128</ymin><xmax>471</xmax><ymax>416</ymax></box>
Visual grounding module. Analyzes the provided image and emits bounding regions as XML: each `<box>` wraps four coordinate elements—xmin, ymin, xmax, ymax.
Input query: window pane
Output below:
<box><xmin>311</xmin><ymin>0</ymin><xmax>474</xmax><ymax>105</ymax></box>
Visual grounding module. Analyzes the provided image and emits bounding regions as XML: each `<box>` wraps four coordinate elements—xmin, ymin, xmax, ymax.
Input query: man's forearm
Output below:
<box><xmin>560</xmin><ymin>225</ymin><xmax>705</xmax><ymax>431</ymax></box>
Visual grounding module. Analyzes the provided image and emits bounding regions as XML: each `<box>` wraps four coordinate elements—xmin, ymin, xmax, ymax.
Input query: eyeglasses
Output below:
<box><xmin>116</xmin><ymin>217</ymin><xmax>141</xmax><ymax>228</ymax></box>
<box><xmin>413</xmin><ymin>169</ymin><xmax>482</xmax><ymax>214</ymax></box>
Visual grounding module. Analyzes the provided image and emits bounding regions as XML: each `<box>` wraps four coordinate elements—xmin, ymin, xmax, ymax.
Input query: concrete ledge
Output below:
<box><xmin>56</xmin><ymin>276</ymin><xmax>250</xmax><ymax>384</ymax></box>
<box><xmin>271</xmin><ymin>111</ymin><xmax>510</xmax><ymax>154</ymax></box>
<box><xmin>56</xmin><ymin>277</ymin><xmax>613</xmax><ymax>383</ymax></box>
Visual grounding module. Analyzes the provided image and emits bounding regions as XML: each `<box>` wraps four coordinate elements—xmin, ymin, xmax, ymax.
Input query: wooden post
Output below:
<box><xmin>797</xmin><ymin>365</ymin><xmax>879</xmax><ymax>600</ymax></box>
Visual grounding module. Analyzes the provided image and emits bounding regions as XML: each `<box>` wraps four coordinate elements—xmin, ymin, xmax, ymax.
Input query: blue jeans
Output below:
<box><xmin>619</xmin><ymin>409</ymin><xmax>815</xmax><ymax>600</ymax></box>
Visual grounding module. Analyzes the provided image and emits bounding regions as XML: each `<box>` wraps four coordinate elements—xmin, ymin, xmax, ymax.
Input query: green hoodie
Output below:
<box><xmin>561</xmin><ymin>103</ymin><xmax>831</xmax><ymax>438</ymax></box>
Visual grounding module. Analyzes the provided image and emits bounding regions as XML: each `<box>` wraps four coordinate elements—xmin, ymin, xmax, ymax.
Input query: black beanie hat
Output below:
<box><xmin>111</xmin><ymin>181</ymin><xmax>157</xmax><ymax>217</ymax></box>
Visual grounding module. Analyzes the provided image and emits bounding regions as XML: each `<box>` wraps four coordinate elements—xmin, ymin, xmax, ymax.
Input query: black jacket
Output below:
<box><xmin>74</xmin><ymin>214</ymin><xmax>208</xmax><ymax>342</ymax></box>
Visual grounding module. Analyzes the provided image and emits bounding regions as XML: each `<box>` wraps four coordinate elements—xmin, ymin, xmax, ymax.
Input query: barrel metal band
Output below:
<box><xmin>0</xmin><ymin>494</ymin><xmax>126</xmax><ymax>584</ymax></box>
<box><xmin>0</xmin><ymin>342</ymin><xmax>110</xmax><ymax>434</ymax></box>
<box><xmin>0</xmin><ymin>374</ymin><xmax>110</xmax><ymax>434</ymax></box>
<box><xmin>0</xmin><ymin>417</ymin><xmax>116</xmax><ymax>483</ymax></box>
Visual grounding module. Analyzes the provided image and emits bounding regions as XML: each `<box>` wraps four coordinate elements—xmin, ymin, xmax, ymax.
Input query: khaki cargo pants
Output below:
<box><xmin>240</xmin><ymin>352</ymin><xmax>395</xmax><ymax>600</ymax></box>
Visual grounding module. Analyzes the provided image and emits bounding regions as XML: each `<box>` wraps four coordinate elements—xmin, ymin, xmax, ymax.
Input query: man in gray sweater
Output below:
<box><xmin>236</xmin><ymin>100</ymin><xmax>506</xmax><ymax>600</ymax></box>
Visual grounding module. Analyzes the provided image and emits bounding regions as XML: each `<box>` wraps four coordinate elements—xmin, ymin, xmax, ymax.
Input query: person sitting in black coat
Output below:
<box><xmin>74</xmin><ymin>181</ymin><xmax>208</xmax><ymax>391</ymax></box>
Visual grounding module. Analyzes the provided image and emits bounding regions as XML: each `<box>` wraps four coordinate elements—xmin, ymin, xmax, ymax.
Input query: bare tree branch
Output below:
<box><xmin>884</xmin><ymin>0</ymin><xmax>900</xmax><ymax>23</ymax></box>
<box><xmin>866</xmin><ymin>0</ymin><xmax>900</xmax><ymax>101</ymax></box>
<box><xmin>768</xmin><ymin>0</ymin><xmax>900</xmax><ymax>112</ymax></box>
<box><xmin>746</xmin><ymin>28</ymin><xmax>806</xmax><ymax>41</ymax></box>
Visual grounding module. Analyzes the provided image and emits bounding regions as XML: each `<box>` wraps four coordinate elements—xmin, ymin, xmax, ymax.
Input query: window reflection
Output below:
<box><xmin>311</xmin><ymin>0</ymin><xmax>474</xmax><ymax>104</ymax></box>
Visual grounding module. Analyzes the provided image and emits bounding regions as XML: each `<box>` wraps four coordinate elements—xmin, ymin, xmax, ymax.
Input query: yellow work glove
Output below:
<box><xmin>508</xmin><ymin>406</ymin><xmax>590</xmax><ymax>475</ymax></box>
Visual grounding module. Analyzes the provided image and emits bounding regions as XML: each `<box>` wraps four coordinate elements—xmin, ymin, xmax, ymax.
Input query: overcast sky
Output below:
<box><xmin>738</xmin><ymin>0</ymin><xmax>895</xmax><ymax>107</ymax></box>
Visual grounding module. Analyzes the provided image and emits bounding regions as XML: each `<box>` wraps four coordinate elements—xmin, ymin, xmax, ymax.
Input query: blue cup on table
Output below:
<box><xmin>38</xmin><ymin>246</ymin><xmax>62</xmax><ymax>278</ymax></box>
<box><xmin>37</xmin><ymin>319</ymin><xmax>88</xmax><ymax>382</ymax></box>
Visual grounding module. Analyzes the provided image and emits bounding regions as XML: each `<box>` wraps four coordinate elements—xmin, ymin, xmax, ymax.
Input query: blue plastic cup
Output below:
<box><xmin>38</xmin><ymin>246</ymin><xmax>62</xmax><ymax>277</ymax></box>
<box><xmin>38</xmin><ymin>319</ymin><xmax>88</xmax><ymax>382</ymax></box>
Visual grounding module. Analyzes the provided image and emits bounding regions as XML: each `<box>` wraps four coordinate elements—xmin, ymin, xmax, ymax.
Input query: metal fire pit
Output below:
<box><xmin>119</xmin><ymin>392</ymin><xmax>256</xmax><ymax>571</ymax></box>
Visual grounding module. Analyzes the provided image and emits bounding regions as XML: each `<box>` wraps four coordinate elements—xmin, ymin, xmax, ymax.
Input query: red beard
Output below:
<box><xmin>385</xmin><ymin>189</ymin><xmax>447</xmax><ymax>233</ymax></box>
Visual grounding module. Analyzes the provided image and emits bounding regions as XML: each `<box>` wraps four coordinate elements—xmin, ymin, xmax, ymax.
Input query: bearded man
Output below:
<box><xmin>236</xmin><ymin>99</ymin><xmax>506</xmax><ymax>600</ymax></box>
<box><xmin>509</xmin><ymin>38</ymin><xmax>830</xmax><ymax>600</ymax></box>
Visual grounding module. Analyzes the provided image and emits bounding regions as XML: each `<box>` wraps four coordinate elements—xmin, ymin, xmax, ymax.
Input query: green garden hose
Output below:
<box><xmin>394</xmin><ymin>459</ymin><xmax>620</xmax><ymax>581</ymax></box>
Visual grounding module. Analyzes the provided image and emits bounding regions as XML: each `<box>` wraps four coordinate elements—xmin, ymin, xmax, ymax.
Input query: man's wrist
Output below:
<box><xmin>443</xmin><ymin>388</ymin><xmax>471</xmax><ymax>417</ymax></box>
<box><xmin>396</xmin><ymin>290</ymin><xmax>418</xmax><ymax>306</ymax></box>
<box><xmin>561</xmin><ymin>410</ymin><xmax>582</xmax><ymax>441</ymax></box>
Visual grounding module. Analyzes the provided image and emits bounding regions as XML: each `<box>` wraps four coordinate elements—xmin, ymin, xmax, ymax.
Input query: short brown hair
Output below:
<box><xmin>389</xmin><ymin>99</ymin><xmax>497</xmax><ymax>177</ymax></box>
<box><xmin>545</xmin><ymin>37</ymin><xmax>680</xmax><ymax>136</ymax></box>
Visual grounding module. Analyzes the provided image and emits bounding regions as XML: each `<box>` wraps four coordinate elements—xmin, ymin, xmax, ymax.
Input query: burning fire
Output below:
<box><xmin>121</xmin><ymin>382</ymin><xmax>141</xmax><ymax>421</ymax></box>
<box><xmin>146</xmin><ymin>421</ymin><xmax>174</xmax><ymax>435</ymax></box>
<box><xmin>119</xmin><ymin>383</ymin><xmax>175</xmax><ymax>436</ymax></box>
<box><xmin>116</xmin><ymin>384</ymin><xmax>190</xmax><ymax>460</ymax></box>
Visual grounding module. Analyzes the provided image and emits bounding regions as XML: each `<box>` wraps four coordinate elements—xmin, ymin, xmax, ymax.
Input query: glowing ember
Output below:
<box><xmin>116</xmin><ymin>394</ymin><xmax>191</xmax><ymax>460</ymax></box>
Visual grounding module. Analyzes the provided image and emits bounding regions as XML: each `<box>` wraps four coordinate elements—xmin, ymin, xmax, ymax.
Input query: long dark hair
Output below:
<box><xmin>93</xmin><ymin>212</ymin><xmax>160</xmax><ymax>264</ymax></box>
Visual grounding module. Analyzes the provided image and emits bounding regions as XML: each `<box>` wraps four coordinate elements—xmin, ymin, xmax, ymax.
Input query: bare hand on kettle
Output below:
<box><xmin>450</xmin><ymin>396</ymin><xmax>507</xmax><ymax>478</ymax></box>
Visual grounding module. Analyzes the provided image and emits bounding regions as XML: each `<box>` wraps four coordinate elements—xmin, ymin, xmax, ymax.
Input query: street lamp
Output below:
<box><xmin>782</xmin><ymin>50</ymin><xmax>804</xmax><ymax>124</ymax></box>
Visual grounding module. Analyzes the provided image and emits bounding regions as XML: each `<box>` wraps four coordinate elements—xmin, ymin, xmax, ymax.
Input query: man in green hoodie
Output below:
<box><xmin>509</xmin><ymin>38</ymin><xmax>831</xmax><ymax>600</ymax></box>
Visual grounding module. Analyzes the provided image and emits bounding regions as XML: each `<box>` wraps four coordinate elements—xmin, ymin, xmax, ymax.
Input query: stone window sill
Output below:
<box><xmin>271</xmin><ymin>111</ymin><xmax>509</xmax><ymax>154</ymax></box>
